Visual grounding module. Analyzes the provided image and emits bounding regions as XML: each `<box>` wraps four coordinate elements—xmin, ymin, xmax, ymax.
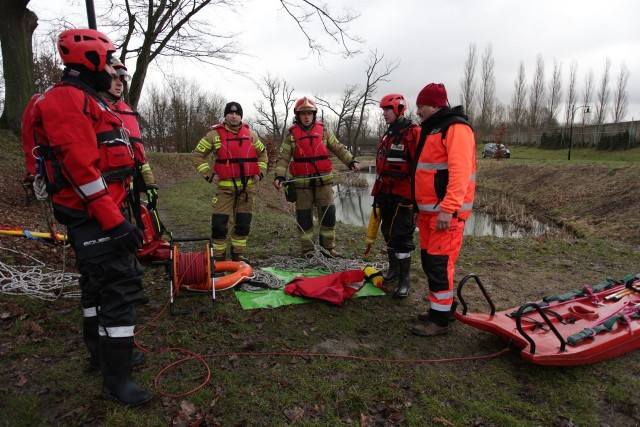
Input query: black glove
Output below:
<box><xmin>107</xmin><ymin>220</ymin><xmax>143</xmax><ymax>253</ymax></box>
<box><xmin>274</xmin><ymin>176</ymin><xmax>285</xmax><ymax>185</ymax></box>
<box><xmin>146</xmin><ymin>185</ymin><xmax>159</xmax><ymax>209</ymax></box>
<box><xmin>349</xmin><ymin>160</ymin><xmax>360</xmax><ymax>171</ymax></box>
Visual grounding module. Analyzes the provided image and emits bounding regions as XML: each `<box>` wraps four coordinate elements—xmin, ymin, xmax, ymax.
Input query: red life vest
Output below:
<box><xmin>212</xmin><ymin>123</ymin><xmax>260</xmax><ymax>180</ymax></box>
<box><xmin>31</xmin><ymin>80</ymin><xmax>135</xmax><ymax>229</ymax></box>
<box><xmin>284</xmin><ymin>270</ymin><xmax>365</xmax><ymax>306</ymax></box>
<box><xmin>288</xmin><ymin>122</ymin><xmax>333</xmax><ymax>177</ymax></box>
<box><xmin>372</xmin><ymin>121</ymin><xmax>418</xmax><ymax>199</ymax></box>
<box><xmin>111</xmin><ymin>99</ymin><xmax>146</xmax><ymax>165</ymax></box>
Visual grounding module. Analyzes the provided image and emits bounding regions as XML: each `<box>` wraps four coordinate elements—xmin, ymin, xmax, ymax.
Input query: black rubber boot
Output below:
<box><xmin>85</xmin><ymin>317</ymin><xmax>145</xmax><ymax>371</ymax></box>
<box><xmin>83</xmin><ymin>317</ymin><xmax>101</xmax><ymax>369</ymax></box>
<box><xmin>392</xmin><ymin>257</ymin><xmax>411</xmax><ymax>298</ymax></box>
<box><xmin>101</xmin><ymin>336</ymin><xmax>153</xmax><ymax>406</ymax></box>
<box><xmin>383</xmin><ymin>249</ymin><xmax>399</xmax><ymax>283</ymax></box>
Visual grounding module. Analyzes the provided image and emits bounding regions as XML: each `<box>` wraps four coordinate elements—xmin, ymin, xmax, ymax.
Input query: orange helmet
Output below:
<box><xmin>294</xmin><ymin>97</ymin><xmax>318</xmax><ymax>114</ymax></box>
<box><xmin>57</xmin><ymin>28</ymin><xmax>115</xmax><ymax>72</ymax></box>
<box><xmin>380</xmin><ymin>93</ymin><xmax>406</xmax><ymax>116</ymax></box>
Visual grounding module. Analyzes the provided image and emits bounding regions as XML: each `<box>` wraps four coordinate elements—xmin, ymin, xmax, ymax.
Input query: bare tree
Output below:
<box><xmin>594</xmin><ymin>58</ymin><xmax>611</xmax><ymax>125</ymax></box>
<box><xmin>316</xmin><ymin>84</ymin><xmax>359</xmax><ymax>141</ymax></box>
<box><xmin>581</xmin><ymin>69</ymin><xmax>594</xmax><ymax>126</ymax></box>
<box><xmin>564</xmin><ymin>60</ymin><xmax>578</xmax><ymax>126</ymax></box>
<box><xmin>479</xmin><ymin>44</ymin><xmax>496</xmax><ymax>131</ymax></box>
<box><xmin>276</xmin><ymin>0</ymin><xmax>361</xmax><ymax>57</ymax></box>
<box><xmin>32</xmin><ymin>35</ymin><xmax>62</xmax><ymax>93</ymax></box>
<box><xmin>460</xmin><ymin>44</ymin><xmax>477</xmax><ymax>121</ymax></box>
<box><xmin>350</xmin><ymin>50</ymin><xmax>399</xmax><ymax>149</ymax></box>
<box><xmin>104</xmin><ymin>0</ymin><xmax>361</xmax><ymax>110</ymax></box>
<box><xmin>139</xmin><ymin>83</ymin><xmax>172</xmax><ymax>152</ymax></box>
<box><xmin>612</xmin><ymin>62</ymin><xmax>629</xmax><ymax>123</ymax></box>
<box><xmin>139</xmin><ymin>77</ymin><xmax>225</xmax><ymax>153</ymax></box>
<box><xmin>493</xmin><ymin>103</ymin><xmax>507</xmax><ymax>126</ymax></box>
<box><xmin>0</xmin><ymin>0</ymin><xmax>37</xmax><ymax>134</ymax></box>
<box><xmin>253</xmin><ymin>73</ymin><xmax>295</xmax><ymax>146</ymax></box>
<box><xmin>509</xmin><ymin>61</ymin><xmax>527</xmax><ymax>126</ymax></box>
<box><xmin>528</xmin><ymin>54</ymin><xmax>546</xmax><ymax>127</ymax></box>
<box><xmin>546</xmin><ymin>58</ymin><xmax>562</xmax><ymax>126</ymax></box>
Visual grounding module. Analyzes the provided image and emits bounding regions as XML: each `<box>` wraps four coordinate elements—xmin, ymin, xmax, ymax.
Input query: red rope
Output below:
<box><xmin>134</xmin><ymin>301</ymin><xmax>512</xmax><ymax>398</ymax></box>
<box><xmin>175</xmin><ymin>250</ymin><xmax>210</xmax><ymax>290</ymax></box>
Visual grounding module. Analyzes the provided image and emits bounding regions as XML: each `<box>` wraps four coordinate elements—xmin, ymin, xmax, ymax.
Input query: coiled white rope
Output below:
<box><xmin>0</xmin><ymin>245</ymin><xmax>80</xmax><ymax>300</ymax></box>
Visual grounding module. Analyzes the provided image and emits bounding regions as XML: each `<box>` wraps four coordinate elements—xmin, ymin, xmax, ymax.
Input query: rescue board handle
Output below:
<box><xmin>514</xmin><ymin>302</ymin><xmax>567</xmax><ymax>355</ymax></box>
<box><xmin>456</xmin><ymin>273</ymin><xmax>497</xmax><ymax>317</ymax></box>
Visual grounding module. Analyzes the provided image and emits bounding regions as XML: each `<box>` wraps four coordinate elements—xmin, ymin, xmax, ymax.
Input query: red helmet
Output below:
<box><xmin>57</xmin><ymin>28</ymin><xmax>115</xmax><ymax>72</ymax></box>
<box><xmin>380</xmin><ymin>93</ymin><xmax>406</xmax><ymax>116</ymax></box>
<box><xmin>294</xmin><ymin>97</ymin><xmax>318</xmax><ymax>114</ymax></box>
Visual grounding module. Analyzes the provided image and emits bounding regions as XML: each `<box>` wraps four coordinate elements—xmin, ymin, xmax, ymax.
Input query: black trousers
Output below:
<box><xmin>375</xmin><ymin>194</ymin><xmax>416</xmax><ymax>253</ymax></box>
<box><xmin>69</xmin><ymin>219</ymin><xmax>147</xmax><ymax>335</ymax></box>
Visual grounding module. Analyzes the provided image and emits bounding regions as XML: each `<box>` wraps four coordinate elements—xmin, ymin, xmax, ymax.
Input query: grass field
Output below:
<box><xmin>1</xmin><ymin>132</ymin><xmax>639</xmax><ymax>426</ymax></box>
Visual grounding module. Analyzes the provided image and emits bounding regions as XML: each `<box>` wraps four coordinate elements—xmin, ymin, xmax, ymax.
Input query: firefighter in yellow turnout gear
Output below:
<box><xmin>192</xmin><ymin>102</ymin><xmax>267</xmax><ymax>261</ymax></box>
<box><xmin>273</xmin><ymin>97</ymin><xmax>360</xmax><ymax>257</ymax></box>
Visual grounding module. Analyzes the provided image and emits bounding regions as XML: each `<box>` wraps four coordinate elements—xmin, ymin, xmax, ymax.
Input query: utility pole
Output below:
<box><xmin>568</xmin><ymin>104</ymin><xmax>590</xmax><ymax>161</ymax></box>
<box><xmin>85</xmin><ymin>0</ymin><xmax>97</xmax><ymax>29</ymax></box>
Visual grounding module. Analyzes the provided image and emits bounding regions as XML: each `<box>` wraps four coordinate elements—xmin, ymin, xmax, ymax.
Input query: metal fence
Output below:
<box><xmin>502</xmin><ymin>120</ymin><xmax>639</xmax><ymax>148</ymax></box>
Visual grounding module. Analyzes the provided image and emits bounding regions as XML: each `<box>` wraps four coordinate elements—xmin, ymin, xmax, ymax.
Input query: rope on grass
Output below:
<box><xmin>0</xmin><ymin>244</ymin><xmax>80</xmax><ymax>300</ymax></box>
<box><xmin>237</xmin><ymin>251</ymin><xmax>388</xmax><ymax>293</ymax></box>
<box><xmin>262</xmin><ymin>250</ymin><xmax>387</xmax><ymax>274</ymax></box>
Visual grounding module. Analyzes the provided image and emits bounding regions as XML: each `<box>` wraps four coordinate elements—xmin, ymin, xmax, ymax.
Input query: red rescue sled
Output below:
<box><xmin>455</xmin><ymin>274</ymin><xmax>640</xmax><ymax>366</ymax></box>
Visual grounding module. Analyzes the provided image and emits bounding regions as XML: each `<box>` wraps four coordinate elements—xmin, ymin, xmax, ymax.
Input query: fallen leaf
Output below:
<box><xmin>433</xmin><ymin>416</ymin><xmax>455</xmax><ymax>426</ymax></box>
<box><xmin>284</xmin><ymin>406</ymin><xmax>305</xmax><ymax>423</ymax></box>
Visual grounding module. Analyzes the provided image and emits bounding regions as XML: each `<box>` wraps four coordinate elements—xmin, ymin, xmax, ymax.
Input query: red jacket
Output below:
<box><xmin>31</xmin><ymin>80</ymin><xmax>134</xmax><ymax>230</ymax></box>
<box><xmin>21</xmin><ymin>94</ymin><xmax>41</xmax><ymax>176</ymax></box>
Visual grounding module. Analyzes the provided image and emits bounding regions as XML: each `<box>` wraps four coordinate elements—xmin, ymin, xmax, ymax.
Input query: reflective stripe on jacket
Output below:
<box><xmin>414</xmin><ymin>122</ymin><xmax>476</xmax><ymax>221</ymax></box>
<box><xmin>373</xmin><ymin>119</ymin><xmax>419</xmax><ymax>200</ymax></box>
<box><xmin>31</xmin><ymin>80</ymin><xmax>134</xmax><ymax>230</ymax></box>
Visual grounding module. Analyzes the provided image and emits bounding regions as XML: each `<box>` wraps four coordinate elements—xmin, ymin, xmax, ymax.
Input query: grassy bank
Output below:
<box><xmin>1</xmin><ymin>137</ymin><xmax>639</xmax><ymax>425</ymax></box>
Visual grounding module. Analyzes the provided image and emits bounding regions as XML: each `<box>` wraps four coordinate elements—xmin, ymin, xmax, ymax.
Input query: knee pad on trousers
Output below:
<box><xmin>296</xmin><ymin>209</ymin><xmax>314</xmax><ymax>231</ymax></box>
<box><xmin>211</xmin><ymin>214</ymin><xmax>229</xmax><ymax>239</ymax></box>
<box><xmin>320</xmin><ymin>205</ymin><xmax>336</xmax><ymax>227</ymax></box>
<box><xmin>235</xmin><ymin>212</ymin><xmax>252</xmax><ymax>237</ymax></box>
<box><xmin>421</xmin><ymin>249</ymin><xmax>449</xmax><ymax>291</ymax></box>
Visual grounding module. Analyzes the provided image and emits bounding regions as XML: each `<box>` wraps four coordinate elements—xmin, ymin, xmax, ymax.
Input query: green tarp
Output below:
<box><xmin>234</xmin><ymin>267</ymin><xmax>386</xmax><ymax>310</ymax></box>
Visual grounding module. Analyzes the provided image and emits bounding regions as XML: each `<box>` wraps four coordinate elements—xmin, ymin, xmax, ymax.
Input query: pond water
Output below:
<box><xmin>333</xmin><ymin>173</ymin><xmax>550</xmax><ymax>237</ymax></box>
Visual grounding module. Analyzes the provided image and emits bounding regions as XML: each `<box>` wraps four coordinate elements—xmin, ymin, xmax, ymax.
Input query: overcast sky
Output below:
<box><xmin>31</xmin><ymin>0</ymin><xmax>640</xmax><ymax>122</ymax></box>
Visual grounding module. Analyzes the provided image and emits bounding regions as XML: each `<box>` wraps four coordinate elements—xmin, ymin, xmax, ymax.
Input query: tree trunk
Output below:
<box><xmin>0</xmin><ymin>0</ymin><xmax>37</xmax><ymax>136</ymax></box>
<box><xmin>128</xmin><ymin>45</ymin><xmax>151</xmax><ymax>110</ymax></box>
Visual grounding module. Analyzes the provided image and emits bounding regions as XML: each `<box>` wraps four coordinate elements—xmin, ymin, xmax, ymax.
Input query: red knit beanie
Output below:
<box><xmin>416</xmin><ymin>83</ymin><xmax>448</xmax><ymax>107</ymax></box>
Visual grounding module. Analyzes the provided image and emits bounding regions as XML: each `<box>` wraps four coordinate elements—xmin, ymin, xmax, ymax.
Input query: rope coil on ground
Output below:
<box><xmin>0</xmin><ymin>245</ymin><xmax>79</xmax><ymax>300</ymax></box>
<box><xmin>174</xmin><ymin>249</ymin><xmax>211</xmax><ymax>291</ymax></box>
